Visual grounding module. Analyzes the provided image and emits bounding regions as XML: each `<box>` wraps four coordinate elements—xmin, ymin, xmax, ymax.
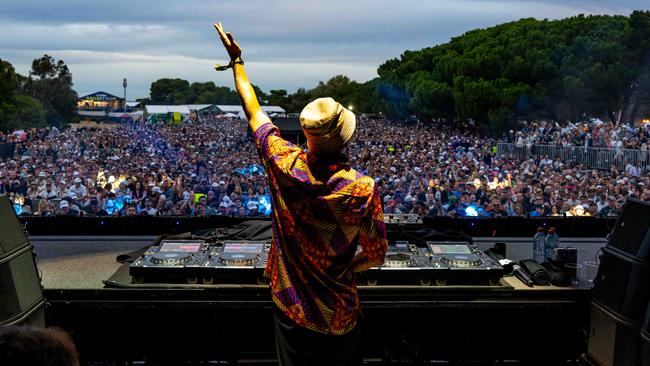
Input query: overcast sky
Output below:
<box><xmin>0</xmin><ymin>0</ymin><xmax>645</xmax><ymax>99</ymax></box>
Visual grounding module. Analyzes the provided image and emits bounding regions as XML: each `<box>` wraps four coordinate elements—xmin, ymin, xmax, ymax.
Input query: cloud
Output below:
<box><xmin>0</xmin><ymin>0</ymin><xmax>643</xmax><ymax>98</ymax></box>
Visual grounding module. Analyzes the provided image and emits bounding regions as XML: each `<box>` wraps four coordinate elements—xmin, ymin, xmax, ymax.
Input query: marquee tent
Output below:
<box><xmin>145</xmin><ymin>105</ymin><xmax>191</xmax><ymax>115</ymax></box>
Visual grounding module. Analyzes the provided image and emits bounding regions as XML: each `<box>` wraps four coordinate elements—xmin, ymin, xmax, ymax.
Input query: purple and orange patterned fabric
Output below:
<box><xmin>254</xmin><ymin>122</ymin><xmax>387</xmax><ymax>335</ymax></box>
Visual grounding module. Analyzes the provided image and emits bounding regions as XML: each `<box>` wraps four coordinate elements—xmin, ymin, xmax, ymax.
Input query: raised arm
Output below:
<box><xmin>214</xmin><ymin>22</ymin><xmax>271</xmax><ymax>133</ymax></box>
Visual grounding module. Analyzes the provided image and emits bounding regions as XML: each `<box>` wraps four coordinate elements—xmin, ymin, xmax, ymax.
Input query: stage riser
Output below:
<box><xmin>45</xmin><ymin>299</ymin><xmax>587</xmax><ymax>363</ymax></box>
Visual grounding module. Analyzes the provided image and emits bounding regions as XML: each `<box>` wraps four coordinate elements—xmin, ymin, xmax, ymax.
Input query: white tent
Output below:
<box><xmin>184</xmin><ymin>104</ymin><xmax>213</xmax><ymax>111</ymax></box>
<box><xmin>145</xmin><ymin>105</ymin><xmax>191</xmax><ymax>115</ymax></box>
<box><xmin>216</xmin><ymin>105</ymin><xmax>244</xmax><ymax>114</ymax></box>
<box><xmin>108</xmin><ymin>112</ymin><xmax>131</xmax><ymax>118</ymax></box>
<box><xmin>262</xmin><ymin>106</ymin><xmax>286</xmax><ymax>114</ymax></box>
<box><xmin>216</xmin><ymin>105</ymin><xmax>285</xmax><ymax>115</ymax></box>
<box><xmin>77</xmin><ymin>110</ymin><xmax>107</xmax><ymax>117</ymax></box>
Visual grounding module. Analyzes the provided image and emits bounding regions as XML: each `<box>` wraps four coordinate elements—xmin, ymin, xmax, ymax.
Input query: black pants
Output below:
<box><xmin>274</xmin><ymin>307</ymin><xmax>362</xmax><ymax>366</ymax></box>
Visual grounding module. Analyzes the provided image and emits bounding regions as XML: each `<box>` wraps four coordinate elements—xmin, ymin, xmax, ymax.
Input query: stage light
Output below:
<box><xmin>573</xmin><ymin>205</ymin><xmax>589</xmax><ymax>216</ymax></box>
<box><xmin>465</xmin><ymin>206</ymin><xmax>478</xmax><ymax>217</ymax></box>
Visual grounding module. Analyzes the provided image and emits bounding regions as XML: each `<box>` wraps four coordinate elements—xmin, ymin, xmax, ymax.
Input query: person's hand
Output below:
<box><xmin>214</xmin><ymin>22</ymin><xmax>242</xmax><ymax>60</ymax></box>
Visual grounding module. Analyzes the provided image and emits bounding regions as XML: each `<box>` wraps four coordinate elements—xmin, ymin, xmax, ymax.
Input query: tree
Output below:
<box><xmin>150</xmin><ymin>78</ymin><xmax>191</xmax><ymax>104</ymax></box>
<box><xmin>0</xmin><ymin>60</ymin><xmax>19</xmax><ymax>129</ymax></box>
<box><xmin>151</xmin><ymin>79</ymin><xmax>242</xmax><ymax>105</ymax></box>
<box><xmin>5</xmin><ymin>94</ymin><xmax>46</xmax><ymax>131</ymax></box>
<box><xmin>0</xmin><ymin>59</ymin><xmax>19</xmax><ymax>105</ymax></box>
<box><xmin>23</xmin><ymin>55</ymin><xmax>78</xmax><ymax>126</ymax></box>
<box><xmin>268</xmin><ymin>89</ymin><xmax>288</xmax><ymax>110</ymax></box>
<box><xmin>374</xmin><ymin>13</ymin><xmax>650</xmax><ymax>132</ymax></box>
<box><xmin>0</xmin><ymin>59</ymin><xmax>47</xmax><ymax>131</ymax></box>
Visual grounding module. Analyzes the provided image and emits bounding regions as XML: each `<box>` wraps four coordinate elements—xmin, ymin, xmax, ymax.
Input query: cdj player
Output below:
<box><xmin>199</xmin><ymin>241</ymin><xmax>270</xmax><ymax>284</ymax></box>
<box><xmin>427</xmin><ymin>241</ymin><xmax>504</xmax><ymax>285</ymax></box>
<box><xmin>359</xmin><ymin>241</ymin><xmax>437</xmax><ymax>286</ymax></box>
<box><xmin>357</xmin><ymin>241</ymin><xmax>504</xmax><ymax>286</ymax></box>
<box><xmin>129</xmin><ymin>239</ymin><xmax>271</xmax><ymax>284</ymax></box>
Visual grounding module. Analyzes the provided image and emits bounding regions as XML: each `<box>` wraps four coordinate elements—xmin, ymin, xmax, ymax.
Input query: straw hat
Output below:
<box><xmin>299</xmin><ymin>97</ymin><xmax>356</xmax><ymax>155</ymax></box>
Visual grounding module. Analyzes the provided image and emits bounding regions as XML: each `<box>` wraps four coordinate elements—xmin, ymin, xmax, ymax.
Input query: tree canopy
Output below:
<box><xmin>0</xmin><ymin>58</ymin><xmax>48</xmax><ymax>132</ymax></box>
<box><xmin>375</xmin><ymin>11</ymin><xmax>650</xmax><ymax>132</ymax></box>
<box><xmin>149</xmin><ymin>78</ymin><xmax>266</xmax><ymax>105</ymax></box>
<box><xmin>23</xmin><ymin>54</ymin><xmax>78</xmax><ymax>127</ymax></box>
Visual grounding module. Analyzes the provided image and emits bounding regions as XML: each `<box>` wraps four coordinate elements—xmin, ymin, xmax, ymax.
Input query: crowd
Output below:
<box><xmin>504</xmin><ymin>119</ymin><xmax>650</xmax><ymax>150</ymax></box>
<box><xmin>0</xmin><ymin>114</ymin><xmax>648</xmax><ymax>218</ymax></box>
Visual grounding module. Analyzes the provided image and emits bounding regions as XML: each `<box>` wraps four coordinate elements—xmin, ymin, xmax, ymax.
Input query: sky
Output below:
<box><xmin>0</xmin><ymin>0</ymin><xmax>646</xmax><ymax>99</ymax></box>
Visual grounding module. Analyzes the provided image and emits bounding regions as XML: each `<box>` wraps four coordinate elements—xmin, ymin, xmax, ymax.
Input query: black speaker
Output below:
<box><xmin>0</xmin><ymin>194</ymin><xmax>44</xmax><ymax>326</ymax></box>
<box><xmin>587</xmin><ymin>301</ymin><xmax>640</xmax><ymax>366</ymax></box>
<box><xmin>607</xmin><ymin>199</ymin><xmax>650</xmax><ymax>262</ymax></box>
<box><xmin>593</xmin><ymin>246</ymin><xmax>650</xmax><ymax>324</ymax></box>
<box><xmin>0</xmin><ymin>194</ymin><xmax>30</xmax><ymax>255</ymax></box>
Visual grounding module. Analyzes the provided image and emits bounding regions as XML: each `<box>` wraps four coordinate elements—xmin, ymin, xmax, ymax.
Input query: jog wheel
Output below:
<box><xmin>489</xmin><ymin>278</ymin><xmax>501</xmax><ymax>286</ymax></box>
<box><xmin>202</xmin><ymin>277</ymin><xmax>214</xmax><ymax>284</ymax></box>
<box><xmin>384</xmin><ymin>252</ymin><xmax>411</xmax><ymax>268</ymax></box>
<box><xmin>150</xmin><ymin>252</ymin><xmax>192</xmax><ymax>265</ymax></box>
<box><xmin>220</xmin><ymin>253</ymin><xmax>258</xmax><ymax>266</ymax></box>
<box><xmin>420</xmin><ymin>278</ymin><xmax>432</xmax><ymax>286</ymax></box>
<box><xmin>366</xmin><ymin>279</ymin><xmax>378</xmax><ymax>286</ymax></box>
<box><xmin>440</xmin><ymin>253</ymin><xmax>482</xmax><ymax>268</ymax></box>
<box><xmin>435</xmin><ymin>278</ymin><xmax>447</xmax><ymax>286</ymax></box>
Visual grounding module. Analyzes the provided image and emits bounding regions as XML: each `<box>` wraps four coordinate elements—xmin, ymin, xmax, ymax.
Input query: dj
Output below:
<box><xmin>214</xmin><ymin>23</ymin><xmax>388</xmax><ymax>366</ymax></box>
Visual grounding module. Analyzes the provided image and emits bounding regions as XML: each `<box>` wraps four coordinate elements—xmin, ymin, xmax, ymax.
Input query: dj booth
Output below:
<box><xmin>43</xmin><ymin>274</ymin><xmax>591</xmax><ymax>364</ymax></box>
<box><xmin>28</xmin><ymin>215</ymin><xmax>611</xmax><ymax>365</ymax></box>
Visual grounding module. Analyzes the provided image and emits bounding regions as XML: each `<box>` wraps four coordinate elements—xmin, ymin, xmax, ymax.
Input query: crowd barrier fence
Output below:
<box><xmin>496</xmin><ymin>143</ymin><xmax>650</xmax><ymax>171</ymax></box>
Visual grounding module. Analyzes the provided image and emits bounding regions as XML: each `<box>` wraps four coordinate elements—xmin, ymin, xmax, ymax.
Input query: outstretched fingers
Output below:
<box><xmin>213</xmin><ymin>22</ymin><xmax>230</xmax><ymax>46</ymax></box>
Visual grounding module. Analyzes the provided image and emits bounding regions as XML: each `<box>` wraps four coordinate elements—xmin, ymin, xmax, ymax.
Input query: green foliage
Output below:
<box><xmin>188</xmin><ymin>81</ymin><xmax>239</xmax><ymax>104</ymax></box>
<box><xmin>149</xmin><ymin>79</ymin><xmax>270</xmax><ymax>106</ymax></box>
<box><xmin>0</xmin><ymin>60</ymin><xmax>19</xmax><ymax>131</ymax></box>
<box><xmin>150</xmin><ymin>78</ymin><xmax>191</xmax><ymax>104</ymax></box>
<box><xmin>0</xmin><ymin>59</ymin><xmax>19</xmax><ymax>105</ymax></box>
<box><xmin>3</xmin><ymin>94</ymin><xmax>47</xmax><ymax>131</ymax></box>
<box><xmin>267</xmin><ymin>89</ymin><xmax>288</xmax><ymax>109</ymax></box>
<box><xmin>0</xmin><ymin>58</ymin><xmax>48</xmax><ymax>131</ymax></box>
<box><xmin>22</xmin><ymin>55</ymin><xmax>78</xmax><ymax>127</ymax></box>
<box><xmin>267</xmin><ymin>75</ymin><xmax>389</xmax><ymax>114</ymax></box>
<box><xmin>375</xmin><ymin>12</ymin><xmax>650</xmax><ymax>133</ymax></box>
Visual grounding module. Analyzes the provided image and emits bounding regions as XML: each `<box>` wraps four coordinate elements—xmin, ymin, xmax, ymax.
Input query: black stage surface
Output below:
<box><xmin>33</xmin><ymin>234</ymin><xmax>606</xmax><ymax>365</ymax></box>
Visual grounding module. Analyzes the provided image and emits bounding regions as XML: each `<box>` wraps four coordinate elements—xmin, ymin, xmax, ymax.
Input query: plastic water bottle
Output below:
<box><xmin>533</xmin><ymin>227</ymin><xmax>545</xmax><ymax>262</ymax></box>
<box><xmin>544</xmin><ymin>228</ymin><xmax>559</xmax><ymax>262</ymax></box>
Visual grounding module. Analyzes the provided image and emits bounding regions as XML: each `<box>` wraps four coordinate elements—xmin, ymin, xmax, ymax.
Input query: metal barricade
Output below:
<box><xmin>496</xmin><ymin>143</ymin><xmax>650</xmax><ymax>171</ymax></box>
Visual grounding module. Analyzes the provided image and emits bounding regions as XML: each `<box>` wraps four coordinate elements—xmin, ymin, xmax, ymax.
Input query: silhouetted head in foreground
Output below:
<box><xmin>0</xmin><ymin>326</ymin><xmax>79</xmax><ymax>366</ymax></box>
